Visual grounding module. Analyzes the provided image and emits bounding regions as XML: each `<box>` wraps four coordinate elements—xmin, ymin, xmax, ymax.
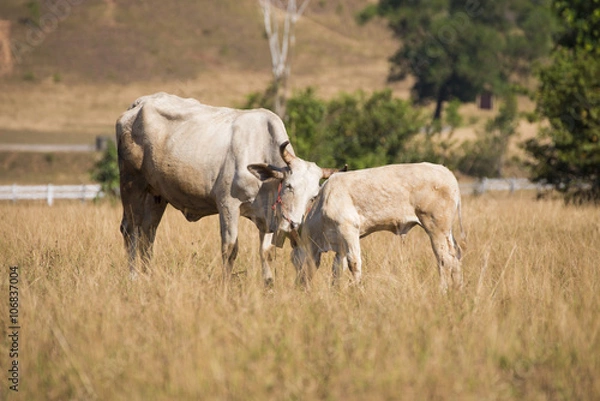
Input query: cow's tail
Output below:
<box><xmin>115</xmin><ymin>108</ymin><xmax>144</xmax><ymax>172</ymax></box>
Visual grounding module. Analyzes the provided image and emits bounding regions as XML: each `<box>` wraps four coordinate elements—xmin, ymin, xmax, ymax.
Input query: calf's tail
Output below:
<box><xmin>454</xmin><ymin>197</ymin><xmax>466</xmax><ymax>259</ymax></box>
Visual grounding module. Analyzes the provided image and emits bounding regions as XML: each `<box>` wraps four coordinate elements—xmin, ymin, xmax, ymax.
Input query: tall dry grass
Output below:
<box><xmin>1</xmin><ymin>193</ymin><xmax>599</xmax><ymax>400</ymax></box>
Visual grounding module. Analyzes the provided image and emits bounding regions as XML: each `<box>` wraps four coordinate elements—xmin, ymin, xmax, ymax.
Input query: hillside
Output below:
<box><xmin>0</xmin><ymin>0</ymin><xmax>541</xmax><ymax>186</ymax></box>
<box><xmin>0</xmin><ymin>0</ymin><xmax>408</xmax><ymax>143</ymax></box>
<box><xmin>2</xmin><ymin>0</ymin><xmax>395</xmax><ymax>83</ymax></box>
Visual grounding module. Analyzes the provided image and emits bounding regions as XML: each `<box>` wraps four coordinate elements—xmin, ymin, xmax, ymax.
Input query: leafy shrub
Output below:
<box><xmin>285</xmin><ymin>87</ymin><xmax>329</xmax><ymax>163</ymax></box>
<box><xmin>91</xmin><ymin>140</ymin><xmax>120</xmax><ymax>198</ymax></box>
<box><xmin>457</xmin><ymin>94</ymin><xmax>519</xmax><ymax>178</ymax></box>
<box><xmin>245</xmin><ymin>86</ymin><xmax>426</xmax><ymax>169</ymax></box>
<box><xmin>325</xmin><ymin>89</ymin><xmax>425</xmax><ymax>169</ymax></box>
<box><xmin>524</xmin><ymin>0</ymin><xmax>600</xmax><ymax>204</ymax></box>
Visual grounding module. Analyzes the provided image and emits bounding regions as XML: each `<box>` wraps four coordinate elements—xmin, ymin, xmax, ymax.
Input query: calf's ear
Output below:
<box><xmin>248</xmin><ymin>163</ymin><xmax>286</xmax><ymax>181</ymax></box>
<box><xmin>321</xmin><ymin>164</ymin><xmax>348</xmax><ymax>179</ymax></box>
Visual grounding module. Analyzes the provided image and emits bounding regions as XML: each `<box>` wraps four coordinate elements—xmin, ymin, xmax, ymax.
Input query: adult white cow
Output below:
<box><xmin>116</xmin><ymin>92</ymin><xmax>340</xmax><ymax>284</ymax></box>
<box><xmin>292</xmin><ymin>163</ymin><xmax>465</xmax><ymax>292</ymax></box>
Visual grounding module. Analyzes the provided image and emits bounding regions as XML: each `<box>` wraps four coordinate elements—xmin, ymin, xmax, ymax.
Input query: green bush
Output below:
<box><xmin>91</xmin><ymin>140</ymin><xmax>120</xmax><ymax>198</ymax></box>
<box><xmin>245</xmin><ymin>86</ymin><xmax>426</xmax><ymax>169</ymax></box>
<box><xmin>455</xmin><ymin>94</ymin><xmax>519</xmax><ymax>178</ymax></box>
<box><xmin>325</xmin><ymin>89</ymin><xmax>425</xmax><ymax>169</ymax></box>
<box><xmin>285</xmin><ymin>87</ymin><xmax>329</xmax><ymax>164</ymax></box>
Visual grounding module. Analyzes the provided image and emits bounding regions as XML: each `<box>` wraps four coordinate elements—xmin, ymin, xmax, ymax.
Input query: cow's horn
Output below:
<box><xmin>280</xmin><ymin>141</ymin><xmax>295</xmax><ymax>165</ymax></box>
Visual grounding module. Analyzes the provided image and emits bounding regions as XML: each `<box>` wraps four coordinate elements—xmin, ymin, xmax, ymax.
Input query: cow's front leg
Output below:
<box><xmin>259</xmin><ymin>231</ymin><xmax>275</xmax><ymax>287</ymax></box>
<box><xmin>219</xmin><ymin>206</ymin><xmax>240</xmax><ymax>283</ymax></box>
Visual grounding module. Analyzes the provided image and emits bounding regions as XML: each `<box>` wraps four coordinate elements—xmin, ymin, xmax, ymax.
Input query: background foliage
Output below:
<box><xmin>247</xmin><ymin>88</ymin><xmax>425</xmax><ymax>169</ymax></box>
<box><xmin>90</xmin><ymin>140</ymin><xmax>119</xmax><ymax>198</ymax></box>
<box><xmin>78</xmin><ymin>0</ymin><xmax>598</xmax><ymax>199</ymax></box>
<box><xmin>525</xmin><ymin>0</ymin><xmax>600</xmax><ymax>203</ymax></box>
<box><xmin>246</xmin><ymin>86</ymin><xmax>523</xmax><ymax>177</ymax></box>
<box><xmin>358</xmin><ymin>0</ymin><xmax>555</xmax><ymax>121</ymax></box>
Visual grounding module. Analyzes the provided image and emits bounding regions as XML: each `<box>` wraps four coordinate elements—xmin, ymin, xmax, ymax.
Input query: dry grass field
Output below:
<box><xmin>1</xmin><ymin>193</ymin><xmax>599</xmax><ymax>400</ymax></box>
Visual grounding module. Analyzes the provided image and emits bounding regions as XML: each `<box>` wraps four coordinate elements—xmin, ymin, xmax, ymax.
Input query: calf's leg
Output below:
<box><xmin>292</xmin><ymin>243</ymin><xmax>320</xmax><ymax>289</ymax></box>
<box><xmin>344</xmin><ymin>232</ymin><xmax>362</xmax><ymax>284</ymax></box>
<box><xmin>428</xmin><ymin>230</ymin><xmax>463</xmax><ymax>292</ymax></box>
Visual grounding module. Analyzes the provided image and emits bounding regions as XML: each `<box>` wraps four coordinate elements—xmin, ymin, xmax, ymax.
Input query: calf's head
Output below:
<box><xmin>248</xmin><ymin>141</ymin><xmax>341</xmax><ymax>243</ymax></box>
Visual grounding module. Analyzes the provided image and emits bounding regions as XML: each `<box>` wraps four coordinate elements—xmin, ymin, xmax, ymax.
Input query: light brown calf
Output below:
<box><xmin>292</xmin><ymin>163</ymin><xmax>464</xmax><ymax>292</ymax></box>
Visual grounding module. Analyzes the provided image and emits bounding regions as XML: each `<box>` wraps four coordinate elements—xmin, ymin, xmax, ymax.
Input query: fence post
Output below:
<box><xmin>11</xmin><ymin>183</ymin><xmax>16</xmax><ymax>203</ymax></box>
<box><xmin>81</xmin><ymin>184</ymin><xmax>86</xmax><ymax>202</ymax></box>
<box><xmin>47</xmin><ymin>184</ymin><xmax>54</xmax><ymax>206</ymax></box>
<box><xmin>475</xmin><ymin>178</ymin><xmax>487</xmax><ymax>195</ymax></box>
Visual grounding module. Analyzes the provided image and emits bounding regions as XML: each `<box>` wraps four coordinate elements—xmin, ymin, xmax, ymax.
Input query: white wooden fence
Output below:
<box><xmin>0</xmin><ymin>184</ymin><xmax>103</xmax><ymax>206</ymax></box>
<box><xmin>460</xmin><ymin>177</ymin><xmax>550</xmax><ymax>195</ymax></box>
<box><xmin>0</xmin><ymin>178</ymin><xmax>549</xmax><ymax>206</ymax></box>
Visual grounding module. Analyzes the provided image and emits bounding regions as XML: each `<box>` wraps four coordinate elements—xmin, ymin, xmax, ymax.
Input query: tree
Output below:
<box><xmin>259</xmin><ymin>0</ymin><xmax>311</xmax><ymax>118</ymax></box>
<box><xmin>525</xmin><ymin>0</ymin><xmax>600</xmax><ymax>203</ymax></box>
<box><xmin>358</xmin><ymin>0</ymin><xmax>555</xmax><ymax>121</ymax></box>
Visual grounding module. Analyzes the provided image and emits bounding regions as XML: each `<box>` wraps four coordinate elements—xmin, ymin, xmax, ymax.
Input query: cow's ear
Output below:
<box><xmin>248</xmin><ymin>163</ymin><xmax>286</xmax><ymax>181</ymax></box>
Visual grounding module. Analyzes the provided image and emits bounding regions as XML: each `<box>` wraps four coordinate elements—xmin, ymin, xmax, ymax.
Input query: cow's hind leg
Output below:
<box><xmin>138</xmin><ymin>194</ymin><xmax>168</xmax><ymax>272</ymax></box>
<box><xmin>120</xmin><ymin>179</ymin><xmax>145</xmax><ymax>277</ymax></box>
<box><xmin>120</xmin><ymin>209</ymin><xmax>138</xmax><ymax>277</ymax></box>
<box><xmin>120</xmin><ymin>187</ymin><xmax>167</xmax><ymax>277</ymax></box>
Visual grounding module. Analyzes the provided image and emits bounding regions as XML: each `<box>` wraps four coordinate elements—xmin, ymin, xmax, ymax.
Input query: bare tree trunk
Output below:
<box><xmin>433</xmin><ymin>80</ymin><xmax>450</xmax><ymax>122</ymax></box>
<box><xmin>259</xmin><ymin>0</ymin><xmax>310</xmax><ymax>118</ymax></box>
<box><xmin>0</xmin><ymin>20</ymin><xmax>13</xmax><ymax>77</ymax></box>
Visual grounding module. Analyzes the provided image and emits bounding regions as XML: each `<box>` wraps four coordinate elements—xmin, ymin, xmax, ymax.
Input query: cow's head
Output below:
<box><xmin>248</xmin><ymin>141</ymin><xmax>344</xmax><ymax>244</ymax></box>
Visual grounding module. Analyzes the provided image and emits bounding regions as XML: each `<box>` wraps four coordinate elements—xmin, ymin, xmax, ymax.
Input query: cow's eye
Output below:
<box><xmin>285</xmin><ymin>183</ymin><xmax>294</xmax><ymax>192</ymax></box>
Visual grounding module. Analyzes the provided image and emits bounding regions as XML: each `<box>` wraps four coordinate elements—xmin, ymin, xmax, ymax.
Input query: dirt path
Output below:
<box><xmin>0</xmin><ymin>144</ymin><xmax>96</xmax><ymax>152</ymax></box>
